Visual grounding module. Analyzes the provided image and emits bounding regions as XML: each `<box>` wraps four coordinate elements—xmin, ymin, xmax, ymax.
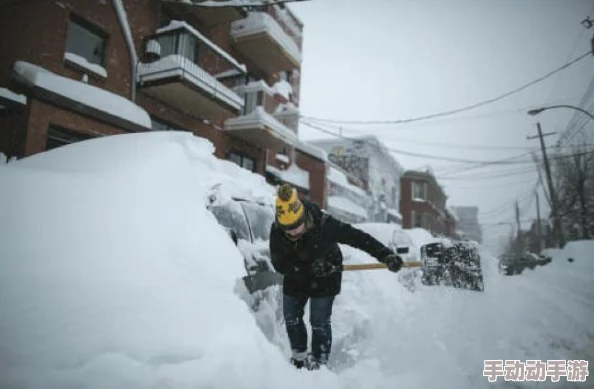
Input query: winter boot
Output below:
<box><xmin>290</xmin><ymin>351</ymin><xmax>308</xmax><ymax>369</ymax></box>
<box><xmin>307</xmin><ymin>353</ymin><xmax>328</xmax><ymax>371</ymax></box>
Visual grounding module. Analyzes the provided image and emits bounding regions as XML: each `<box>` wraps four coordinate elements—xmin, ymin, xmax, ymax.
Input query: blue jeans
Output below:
<box><xmin>283</xmin><ymin>294</ymin><xmax>335</xmax><ymax>363</ymax></box>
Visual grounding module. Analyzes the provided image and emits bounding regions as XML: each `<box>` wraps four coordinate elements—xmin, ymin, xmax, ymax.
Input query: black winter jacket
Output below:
<box><xmin>269</xmin><ymin>199</ymin><xmax>394</xmax><ymax>298</ymax></box>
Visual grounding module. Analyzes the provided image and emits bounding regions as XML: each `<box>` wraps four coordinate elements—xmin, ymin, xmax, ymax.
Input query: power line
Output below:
<box><xmin>302</xmin><ymin>120</ymin><xmax>553</xmax><ymax>165</ymax></box>
<box><xmin>300</xmin><ymin>50</ymin><xmax>593</xmax><ymax>125</ymax></box>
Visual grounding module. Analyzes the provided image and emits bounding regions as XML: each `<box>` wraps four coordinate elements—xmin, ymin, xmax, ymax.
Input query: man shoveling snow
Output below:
<box><xmin>269</xmin><ymin>184</ymin><xmax>404</xmax><ymax>371</ymax></box>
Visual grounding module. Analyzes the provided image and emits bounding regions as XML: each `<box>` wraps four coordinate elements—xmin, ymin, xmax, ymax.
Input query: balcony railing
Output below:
<box><xmin>230</xmin><ymin>11</ymin><xmax>302</xmax><ymax>75</ymax></box>
<box><xmin>138</xmin><ymin>21</ymin><xmax>247</xmax><ymax>116</ymax></box>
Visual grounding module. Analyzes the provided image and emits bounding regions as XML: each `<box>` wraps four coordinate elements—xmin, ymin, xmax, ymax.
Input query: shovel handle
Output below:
<box><xmin>343</xmin><ymin>261</ymin><xmax>423</xmax><ymax>271</ymax></box>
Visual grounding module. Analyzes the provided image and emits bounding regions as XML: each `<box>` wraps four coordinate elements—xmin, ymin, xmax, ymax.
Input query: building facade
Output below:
<box><xmin>308</xmin><ymin>135</ymin><xmax>404</xmax><ymax>224</ymax></box>
<box><xmin>0</xmin><ymin>0</ymin><xmax>327</xmax><ymax>205</ymax></box>
<box><xmin>400</xmin><ymin>168</ymin><xmax>451</xmax><ymax>236</ymax></box>
<box><xmin>451</xmin><ymin>206</ymin><xmax>483</xmax><ymax>243</ymax></box>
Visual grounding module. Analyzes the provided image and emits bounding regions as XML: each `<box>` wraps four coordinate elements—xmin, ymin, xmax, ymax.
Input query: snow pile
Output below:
<box><xmin>272</xmin><ymin>80</ymin><xmax>293</xmax><ymax>100</ymax></box>
<box><xmin>12</xmin><ymin>61</ymin><xmax>151</xmax><ymax>129</ymax></box>
<box><xmin>265</xmin><ymin>163</ymin><xmax>309</xmax><ymax>190</ymax></box>
<box><xmin>0</xmin><ymin>132</ymin><xmax>333</xmax><ymax>389</ymax></box>
<box><xmin>0</xmin><ymin>86</ymin><xmax>27</xmax><ymax>105</ymax></box>
<box><xmin>64</xmin><ymin>52</ymin><xmax>108</xmax><ymax>78</ymax></box>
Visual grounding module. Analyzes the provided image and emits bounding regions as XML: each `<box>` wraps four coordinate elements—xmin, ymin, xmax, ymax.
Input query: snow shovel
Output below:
<box><xmin>342</xmin><ymin>246</ymin><xmax>423</xmax><ymax>271</ymax></box>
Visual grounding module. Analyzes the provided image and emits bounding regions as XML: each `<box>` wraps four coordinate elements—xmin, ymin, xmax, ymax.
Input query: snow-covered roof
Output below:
<box><xmin>387</xmin><ymin>208</ymin><xmax>402</xmax><ymax>219</ymax></box>
<box><xmin>327</xmin><ymin>196</ymin><xmax>368</xmax><ymax>220</ymax></box>
<box><xmin>157</xmin><ymin>20</ymin><xmax>247</xmax><ymax>73</ymax></box>
<box><xmin>0</xmin><ymin>87</ymin><xmax>26</xmax><ymax>106</ymax></box>
<box><xmin>138</xmin><ymin>55</ymin><xmax>244</xmax><ymax>110</ymax></box>
<box><xmin>328</xmin><ymin>166</ymin><xmax>367</xmax><ymax>197</ymax></box>
<box><xmin>230</xmin><ymin>12</ymin><xmax>301</xmax><ymax>65</ymax></box>
<box><xmin>12</xmin><ymin>61</ymin><xmax>151</xmax><ymax>129</ymax></box>
<box><xmin>266</xmin><ymin>163</ymin><xmax>309</xmax><ymax>190</ymax></box>
<box><xmin>64</xmin><ymin>52</ymin><xmax>107</xmax><ymax>78</ymax></box>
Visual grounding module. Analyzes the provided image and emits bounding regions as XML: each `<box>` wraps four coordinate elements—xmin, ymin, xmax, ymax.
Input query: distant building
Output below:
<box><xmin>308</xmin><ymin>135</ymin><xmax>404</xmax><ymax>224</ymax></box>
<box><xmin>400</xmin><ymin>167</ymin><xmax>450</xmax><ymax>236</ymax></box>
<box><xmin>325</xmin><ymin>162</ymin><xmax>369</xmax><ymax>224</ymax></box>
<box><xmin>451</xmin><ymin>206</ymin><xmax>483</xmax><ymax>243</ymax></box>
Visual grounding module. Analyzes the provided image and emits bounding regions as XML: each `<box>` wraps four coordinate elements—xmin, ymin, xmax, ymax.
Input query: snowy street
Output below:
<box><xmin>0</xmin><ymin>133</ymin><xmax>591</xmax><ymax>389</ymax></box>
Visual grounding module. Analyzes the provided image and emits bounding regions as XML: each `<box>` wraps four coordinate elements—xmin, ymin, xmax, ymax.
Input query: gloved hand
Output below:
<box><xmin>310</xmin><ymin>260</ymin><xmax>341</xmax><ymax>278</ymax></box>
<box><xmin>383</xmin><ymin>254</ymin><xmax>404</xmax><ymax>273</ymax></box>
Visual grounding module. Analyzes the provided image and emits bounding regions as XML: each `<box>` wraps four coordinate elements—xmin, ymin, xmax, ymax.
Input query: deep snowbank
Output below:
<box><xmin>0</xmin><ymin>132</ymin><xmax>331</xmax><ymax>389</ymax></box>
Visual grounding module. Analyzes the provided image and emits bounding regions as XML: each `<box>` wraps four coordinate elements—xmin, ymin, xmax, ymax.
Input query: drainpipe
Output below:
<box><xmin>113</xmin><ymin>0</ymin><xmax>138</xmax><ymax>101</ymax></box>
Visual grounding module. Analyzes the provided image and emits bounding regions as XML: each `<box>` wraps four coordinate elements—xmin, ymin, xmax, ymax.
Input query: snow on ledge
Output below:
<box><xmin>328</xmin><ymin>166</ymin><xmax>367</xmax><ymax>197</ymax></box>
<box><xmin>231</xmin><ymin>12</ymin><xmax>301</xmax><ymax>65</ymax></box>
<box><xmin>294</xmin><ymin>141</ymin><xmax>327</xmax><ymax>162</ymax></box>
<box><xmin>275</xmin><ymin>153</ymin><xmax>290</xmax><ymax>164</ymax></box>
<box><xmin>327</xmin><ymin>196</ymin><xmax>368</xmax><ymax>220</ymax></box>
<box><xmin>271</xmin><ymin>80</ymin><xmax>293</xmax><ymax>100</ymax></box>
<box><xmin>158</xmin><ymin>20</ymin><xmax>247</xmax><ymax>73</ymax></box>
<box><xmin>13</xmin><ymin>61</ymin><xmax>151</xmax><ymax>129</ymax></box>
<box><xmin>0</xmin><ymin>87</ymin><xmax>27</xmax><ymax>105</ymax></box>
<box><xmin>224</xmin><ymin>106</ymin><xmax>298</xmax><ymax>144</ymax></box>
<box><xmin>387</xmin><ymin>208</ymin><xmax>402</xmax><ymax>219</ymax></box>
<box><xmin>64</xmin><ymin>52</ymin><xmax>107</xmax><ymax>78</ymax></box>
<box><xmin>266</xmin><ymin>163</ymin><xmax>309</xmax><ymax>190</ymax></box>
<box><xmin>234</xmin><ymin>80</ymin><xmax>274</xmax><ymax>96</ymax></box>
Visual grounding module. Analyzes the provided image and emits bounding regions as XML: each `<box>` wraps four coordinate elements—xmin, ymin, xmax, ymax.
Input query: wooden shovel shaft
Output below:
<box><xmin>343</xmin><ymin>261</ymin><xmax>423</xmax><ymax>271</ymax></box>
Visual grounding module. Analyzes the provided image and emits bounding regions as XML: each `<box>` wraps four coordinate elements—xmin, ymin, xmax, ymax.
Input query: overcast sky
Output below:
<box><xmin>289</xmin><ymin>0</ymin><xmax>594</xmax><ymax>249</ymax></box>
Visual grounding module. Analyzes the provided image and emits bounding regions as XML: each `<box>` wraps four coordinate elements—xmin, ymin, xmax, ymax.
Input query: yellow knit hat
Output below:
<box><xmin>275</xmin><ymin>183</ymin><xmax>306</xmax><ymax>230</ymax></box>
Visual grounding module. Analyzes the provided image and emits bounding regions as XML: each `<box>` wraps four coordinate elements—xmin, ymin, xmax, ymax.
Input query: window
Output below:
<box><xmin>228</xmin><ymin>151</ymin><xmax>256</xmax><ymax>172</ymax></box>
<box><xmin>151</xmin><ymin>117</ymin><xmax>187</xmax><ymax>132</ymax></box>
<box><xmin>46</xmin><ymin>125</ymin><xmax>93</xmax><ymax>151</ymax></box>
<box><xmin>412</xmin><ymin>211</ymin><xmax>424</xmax><ymax>228</ymax></box>
<box><xmin>412</xmin><ymin>181</ymin><xmax>426</xmax><ymax>201</ymax></box>
<box><xmin>65</xmin><ymin>16</ymin><xmax>107</xmax><ymax>66</ymax></box>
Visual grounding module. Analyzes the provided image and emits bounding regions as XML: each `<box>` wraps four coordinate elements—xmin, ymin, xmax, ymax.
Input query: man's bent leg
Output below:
<box><xmin>309</xmin><ymin>296</ymin><xmax>335</xmax><ymax>366</ymax></box>
<box><xmin>283</xmin><ymin>294</ymin><xmax>309</xmax><ymax>365</ymax></box>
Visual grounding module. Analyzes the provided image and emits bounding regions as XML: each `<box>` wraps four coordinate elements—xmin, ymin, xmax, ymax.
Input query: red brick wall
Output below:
<box><xmin>137</xmin><ymin>92</ymin><xmax>265</xmax><ymax>175</ymax></box>
<box><xmin>296</xmin><ymin>150</ymin><xmax>326</xmax><ymax>208</ymax></box>
<box><xmin>22</xmin><ymin>99</ymin><xmax>126</xmax><ymax>155</ymax></box>
<box><xmin>400</xmin><ymin>176</ymin><xmax>446</xmax><ymax>234</ymax></box>
<box><xmin>0</xmin><ymin>0</ymin><xmax>135</xmax><ymax>99</ymax></box>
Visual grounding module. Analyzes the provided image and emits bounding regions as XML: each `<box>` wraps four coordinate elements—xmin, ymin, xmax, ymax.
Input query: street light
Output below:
<box><xmin>527</xmin><ymin>104</ymin><xmax>594</xmax><ymax>122</ymax></box>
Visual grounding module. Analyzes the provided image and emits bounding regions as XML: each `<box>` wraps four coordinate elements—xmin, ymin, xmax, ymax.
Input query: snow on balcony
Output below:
<box><xmin>64</xmin><ymin>52</ymin><xmax>107</xmax><ymax>78</ymax></box>
<box><xmin>327</xmin><ymin>196</ymin><xmax>368</xmax><ymax>220</ymax></box>
<box><xmin>275</xmin><ymin>153</ymin><xmax>290</xmax><ymax>164</ymax></box>
<box><xmin>12</xmin><ymin>61</ymin><xmax>151</xmax><ymax>129</ymax></box>
<box><xmin>224</xmin><ymin>106</ymin><xmax>298</xmax><ymax>144</ymax></box>
<box><xmin>138</xmin><ymin>55</ymin><xmax>244</xmax><ymax>111</ymax></box>
<box><xmin>271</xmin><ymin>80</ymin><xmax>292</xmax><ymax>100</ymax></box>
<box><xmin>231</xmin><ymin>12</ymin><xmax>302</xmax><ymax>65</ymax></box>
<box><xmin>157</xmin><ymin>20</ymin><xmax>247</xmax><ymax>73</ymax></box>
<box><xmin>294</xmin><ymin>142</ymin><xmax>327</xmax><ymax>162</ymax></box>
<box><xmin>266</xmin><ymin>163</ymin><xmax>309</xmax><ymax>190</ymax></box>
<box><xmin>271</xmin><ymin>4</ymin><xmax>303</xmax><ymax>39</ymax></box>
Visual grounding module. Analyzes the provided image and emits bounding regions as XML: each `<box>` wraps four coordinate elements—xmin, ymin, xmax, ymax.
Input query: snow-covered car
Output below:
<box><xmin>207</xmin><ymin>185</ymin><xmax>282</xmax><ymax>293</ymax></box>
<box><xmin>353</xmin><ymin>223</ymin><xmax>417</xmax><ymax>262</ymax></box>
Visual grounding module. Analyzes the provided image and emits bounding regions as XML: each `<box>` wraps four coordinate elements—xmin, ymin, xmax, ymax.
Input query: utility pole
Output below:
<box><xmin>535</xmin><ymin>191</ymin><xmax>542</xmax><ymax>254</ymax></box>
<box><xmin>515</xmin><ymin>200</ymin><xmax>522</xmax><ymax>253</ymax></box>
<box><xmin>527</xmin><ymin>122</ymin><xmax>564</xmax><ymax>248</ymax></box>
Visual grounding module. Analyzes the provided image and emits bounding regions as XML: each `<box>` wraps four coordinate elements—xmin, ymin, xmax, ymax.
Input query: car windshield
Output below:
<box><xmin>209</xmin><ymin>202</ymin><xmax>250</xmax><ymax>241</ymax></box>
<box><xmin>241</xmin><ymin>202</ymin><xmax>275</xmax><ymax>242</ymax></box>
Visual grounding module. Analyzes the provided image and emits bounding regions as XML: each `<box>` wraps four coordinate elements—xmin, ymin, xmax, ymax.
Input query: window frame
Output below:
<box><xmin>65</xmin><ymin>14</ymin><xmax>108</xmax><ymax>67</ymax></box>
<box><xmin>46</xmin><ymin>125</ymin><xmax>94</xmax><ymax>151</ymax></box>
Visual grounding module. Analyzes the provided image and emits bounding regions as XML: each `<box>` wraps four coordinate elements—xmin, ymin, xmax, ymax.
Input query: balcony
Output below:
<box><xmin>230</xmin><ymin>11</ymin><xmax>302</xmax><ymax>76</ymax></box>
<box><xmin>224</xmin><ymin>81</ymin><xmax>299</xmax><ymax>149</ymax></box>
<box><xmin>160</xmin><ymin>0</ymin><xmax>247</xmax><ymax>27</ymax></box>
<box><xmin>138</xmin><ymin>21</ymin><xmax>246</xmax><ymax>121</ymax></box>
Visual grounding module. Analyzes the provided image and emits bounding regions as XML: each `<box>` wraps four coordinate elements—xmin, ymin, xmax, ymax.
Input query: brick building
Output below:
<box><xmin>400</xmin><ymin>168</ymin><xmax>454</xmax><ymax>237</ymax></box>
<box><xmin>0</xmin><ymin>0</ymin><xmax>327</xmax><ymax>206</ymax></box>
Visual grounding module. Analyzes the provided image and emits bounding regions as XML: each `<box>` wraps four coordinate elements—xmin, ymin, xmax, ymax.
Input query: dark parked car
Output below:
<box><xmin>498</xmin><ymin>252</ymin><xmax>551</xmax><ymax>275</ymax></box>
<box><xmin>206</xmin><ymin>185</ymin><xmax>282</xmax><ymax>293</ymax></box>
